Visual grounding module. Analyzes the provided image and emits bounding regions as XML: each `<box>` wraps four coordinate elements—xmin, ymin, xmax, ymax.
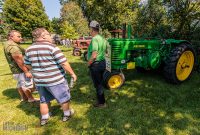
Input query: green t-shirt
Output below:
<box><xmin>3</xmin><ymin>40</ymin><xmax>25</xmax><ymax>74</ymax></box>
<box><xmin>87</xmin><ymin>34</ymin><xmax>107</xmax><ymax>61</ymax></box>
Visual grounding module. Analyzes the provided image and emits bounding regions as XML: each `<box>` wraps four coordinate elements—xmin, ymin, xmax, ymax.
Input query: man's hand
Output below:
<box><xmin>87</xmin><ymin>60</ymin><xmax>93</xmax><ymax>67</ymax></box>
<box><xmin>25</xmin><ymin>72</ymin><xmax>32</xmax><ymax>78</ymax></box>
<box><xmin>88</xmin><ymin>51</ymin><xmax>97</xmax><ymax>67</ymax></box>
<box><xmin>71</xmin><ymin>74</ymin><xmax>77</xmax><ymax>82</ymax></box>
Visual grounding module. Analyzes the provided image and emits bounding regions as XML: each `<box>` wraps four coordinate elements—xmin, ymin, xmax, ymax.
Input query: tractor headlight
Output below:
<box><xmin>121</xmin><ymin>60</ymin><xmax>126</xmax><ymax>64</ymax></box>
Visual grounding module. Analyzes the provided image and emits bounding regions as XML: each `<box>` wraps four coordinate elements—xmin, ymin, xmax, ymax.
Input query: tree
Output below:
<box><xmin>3</xmin><ymin>0</ymin><xmax>51</xmax><ymax>37</ymax></box>
<box><xmin>163</xmin><ymin>0</ymin><xmax>200</xmax><ymax>40</ymax></box>
<box><xmin>133</xmin><ymin>0</ymin><xmax>168</xmax><ymax>38</ymax></box>
<box><xmin>71</xmin><ymin>0</ymin><xmax>140</xmax><ymax>30</ymax></box>
<box><xmin>59</xmin><ymin>0</ymin><xmax>68</xmax><ymax>5</ymax></box>
<box><xmin>60</xmin><ymin>1</ymin><xmax>89</xmax><ymax>36</ymax></box>
<box><xmin>0</xmin><ymin>0</ymin><xmax>4</xmax><ymax>10</ymax></box>
<box><xmin>60</xmin><ymin>21</ymin><xmax>78</xmax><ymax>39</ymax></box>
<box><xmin>51</xmin><ymin>17</ymin><xmax>61</xmax><ymax>34</ymax></box>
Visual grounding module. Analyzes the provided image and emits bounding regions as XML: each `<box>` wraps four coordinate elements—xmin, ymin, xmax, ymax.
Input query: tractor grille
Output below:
<box><xmin>111</xmin><ymin>44</ymin><xmax>121</xmax><ymax>62</ymax></box>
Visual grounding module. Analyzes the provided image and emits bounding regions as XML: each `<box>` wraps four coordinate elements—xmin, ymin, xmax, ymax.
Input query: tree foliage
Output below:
<box><xmin>133</xmin><ymin>0</ymin><xmax>168</xmax><ymax>38</ymax></box>
<box><xmin>60</xmin><ymin>21</ymin><xmax>78</xmax><ymax>39</ymax></box>
<box><xmin>51</xmin><ymin>17</ymin><xmax>61</xmax><ymax>34</ymax></box>
<box><xmin>72</xmin><ymin>0</ymin><xmax>140</xmax><ymax>30</ymax></box>
<box><xmin>60</xmin><ymin>1</ymin><xmax>89</xmax><ymax>36</ymax></box>
<box><xmin>163</xmin><ymin>0</ymin><xmax>200</xmax><ymax>40</ymax></box>
<box><xmin>0</xmin><ymin>0</ymin><xmax>4</xmax><ymax>10</ymax></box>
<box><xmin>70</xmin><ymin>0</ymin><xmax>199</xmax><ymax>42</ymax></box>
<box><xmin>2</xmin><ymin>0</ymin><xmax>51</xmax><ymax>37</ymax></box>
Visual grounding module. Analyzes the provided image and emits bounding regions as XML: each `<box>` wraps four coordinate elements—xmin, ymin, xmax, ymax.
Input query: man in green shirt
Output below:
<box><xmin>4</xmin><ymin>30</ymin><xmax>38</xmax><ymax>102</ymax></box>
<box><xmin>87</xmin><ymin>20</ymin><xmax>107</xmax><ymax>107</ymax></box>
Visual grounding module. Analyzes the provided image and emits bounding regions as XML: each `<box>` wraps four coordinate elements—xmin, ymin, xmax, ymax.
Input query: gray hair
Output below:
<box><xmin>32</xmin><ymin>28</ymin><xmax>47</xmax><ymax>41</ymax></box>
<box><xmin>8</xmin><ymin>30</ymin><xmax>20</xmax><ymax>38</ymax></box>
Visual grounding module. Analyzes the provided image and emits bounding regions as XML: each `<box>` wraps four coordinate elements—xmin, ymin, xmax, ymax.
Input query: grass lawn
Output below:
<box><xmin>0</xmin><ymin>43</ymin><xmax>200</xmax><ymax>135</ymax></box>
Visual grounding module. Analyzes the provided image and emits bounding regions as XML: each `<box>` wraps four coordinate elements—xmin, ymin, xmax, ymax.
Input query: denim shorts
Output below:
<box><xmin>36</xmin><ymin>80</ymin><xmax>71</xmax><ymax>104</ymax></box>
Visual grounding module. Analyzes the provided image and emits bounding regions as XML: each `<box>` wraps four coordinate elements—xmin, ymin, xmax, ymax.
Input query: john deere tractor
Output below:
<box><xmin>103</xmin><ymin>25</ymin><xmax>196</xmax><ymax>89</ymax></box>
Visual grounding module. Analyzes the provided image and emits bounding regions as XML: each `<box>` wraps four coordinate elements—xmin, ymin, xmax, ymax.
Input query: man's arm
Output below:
<box><xmin>52</xmin><ymin>46</ymin><xmax>77</xmax><ymax>81</ymax></box>
<box><xmin>12</xmin><ymin>54</ymin><xmax>32</xmax><ymax>78</ymax></box>
<box><xmin>88</xmin><ymin>51</ymin><xmax>97</xmax><ymax>66</ymax></box>
<box><xmin>25</xmin><ymin>64</ymin><xmax>32</xmax><ymax>70</ymax></box>
<box><xmin>61</xmin><ymin>61</ymin><xmax>77</xmax><ymax>81</ymax></box>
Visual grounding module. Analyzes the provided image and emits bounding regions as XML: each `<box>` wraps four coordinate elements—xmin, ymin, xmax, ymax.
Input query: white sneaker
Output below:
<box><xmin>62</xmin><ymin>109</ymin><xmax>74</xmax><ymax>122</ymax></box>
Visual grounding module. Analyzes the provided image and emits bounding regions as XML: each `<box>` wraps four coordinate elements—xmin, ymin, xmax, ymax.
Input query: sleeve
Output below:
<box><xmin>8</xmin><ymin>46</ymin><xmax>22</xmax><ymax>55</ymax></box>
<box><xmin>52</xmin><ymin>47</ymin><xmax>67</xmax><ymax>64</ymax></box>
<box><xmin>91</xmin><ymin>38</ymin><xmax>98</xmax><ymax>51</ymax></box>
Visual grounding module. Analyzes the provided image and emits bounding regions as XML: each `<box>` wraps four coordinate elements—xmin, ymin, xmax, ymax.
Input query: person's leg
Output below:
<box><xmin>90</xmin><ymin>64</ymin><xmax>105</xmax><ymax>105</ymax></box>
<box><xmin>46</xmin><ymin>81</ymin><xmax>73</xmax><ymax>121</ymax></box>
<box><xmin>20</xmin><ymin>73</ymin><xmax>39</xmax><ymax>102</ymax></box>
<box><xmin>37</xmin><ymin>86</ymin><xmax>54</xmax><ymax>126</ymax></box>
<box><xmin>61</xmin><ymin>101</ymin><xmax>69</xmax><ymax>111</ymax></box>
<box><xmin>13</xmin><ymin>74</ymin><xmax>28</xmax><ymax>101</ymax></box>
<box><xmin>40</xmin><ymin>103</ymin><xmax>49</xmax><ymax>115</ymax></box>
<box><xmin>61</xmin><ymin>101</ymin><xmax>74</xmax><ymax>121</ymax></box>
<box><xmin>24</xmin><ymin>89</ymin><xmax>35</xmax><ymax>101</ymax></box>
<box><xmin>18</xmin><ymin>87</ymin><xmax>28</xmax><ymax>101</ymax></box>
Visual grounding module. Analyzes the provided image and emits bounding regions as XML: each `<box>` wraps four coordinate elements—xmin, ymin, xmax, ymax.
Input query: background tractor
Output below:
<box><xmin>72</xmin><ymin>36</ymin><xmax>92</xmax><ymax>61</ymax></box>
<box><xmin>103</xmin><ymin>24</ymin><xmax>196</xmax><ymax>89</ymax></box>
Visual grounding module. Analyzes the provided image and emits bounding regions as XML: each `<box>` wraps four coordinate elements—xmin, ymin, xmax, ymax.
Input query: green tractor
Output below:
<box><xmin>103</xmin><ymin>25</ymin><xmax>196</xmax><ymax>89</ymax></box>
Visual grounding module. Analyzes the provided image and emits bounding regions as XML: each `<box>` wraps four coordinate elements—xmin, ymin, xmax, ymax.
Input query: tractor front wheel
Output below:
<box><xmin>73</xmin><ymin>48</ymin><xmax>81</xmax><ymax>56</ymax></box>
<box><xmin>103</xmin><ymin>70</ymin><xmax>125</xmax><ymax>89</ymax></box>
<box><xmin>164</xmin><ymin>43</ymin><xmax>195</xmax><ymax>84</ymax></box>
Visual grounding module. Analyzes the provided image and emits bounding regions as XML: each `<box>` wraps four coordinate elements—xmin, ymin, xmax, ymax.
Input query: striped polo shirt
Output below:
<box><xmin>24</xmin><ymin>41</ymin><xmax>67</xmax><ymax>86</ymax></box>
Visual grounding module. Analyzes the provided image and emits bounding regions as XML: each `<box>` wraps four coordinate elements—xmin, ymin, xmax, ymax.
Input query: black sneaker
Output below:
<box><xmin>40</xmin><ymin>118</ymin><xmax>48</xmax><ymax>126</ymax></box>
<box><xmin>93</xmin><ymin>103</ymin><xmax>107</xmax><ymax>108</ymax></box>
<box><xmin>62</xmin><ymin>109</ymin><xmax>74</xmax><ymax>122</ymax></box>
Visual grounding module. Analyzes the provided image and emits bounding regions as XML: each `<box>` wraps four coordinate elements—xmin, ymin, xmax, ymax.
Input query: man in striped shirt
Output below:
<box><xmin>24</xmin><ymin>28</ymin><xmax>77</xmax><ymax>126</ymax></box>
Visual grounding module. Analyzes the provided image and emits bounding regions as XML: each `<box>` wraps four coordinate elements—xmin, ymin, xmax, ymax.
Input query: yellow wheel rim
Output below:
<box><xmin>176</xmin><ymin>51</ymin><xmax>194</xmax><ymax>81</ymax></box>
<box><xmin>108</xmin><ymin>75</ymin><xmax>123</xmax><ymax>89</ymax></box>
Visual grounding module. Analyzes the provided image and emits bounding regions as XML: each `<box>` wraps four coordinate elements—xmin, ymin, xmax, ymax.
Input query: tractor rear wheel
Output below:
<box><xmin>103</xmin><ymin>70</ymin><xmax>125</xmax><ymax>89</ymax></box>
<box><xmin>73</xmin><ymin>48</ymin><xmax>81</xmax><ymax>56</ymax></box>
<box><xmin>164</xmin><ymin>43</ymin><xmax>195</xmax><ymax>84</ymax></box>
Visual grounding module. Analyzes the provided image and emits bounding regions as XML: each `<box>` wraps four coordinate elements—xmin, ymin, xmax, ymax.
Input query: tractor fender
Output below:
<box><xmin>165</xmin><ymin>39</ymin><xmax>192</xmax><ymax>46</ymax></box>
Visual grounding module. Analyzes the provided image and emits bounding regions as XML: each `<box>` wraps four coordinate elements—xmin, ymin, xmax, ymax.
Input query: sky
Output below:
<box><xmin>41</xmin><ymin>0</ymin><xmax>61</xmax><ymax>20</ymax></box>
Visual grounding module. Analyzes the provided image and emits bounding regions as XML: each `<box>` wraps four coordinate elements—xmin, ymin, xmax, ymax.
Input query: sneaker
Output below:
<box><xmin>93</xmin><ymin>103</ymin><xmax>107</xmax><ymax>108</ymax></box>
<box><xmin>62</xmin><ymin>109</ymin><xmax>74</xmax><ymax>122</ymax></box>
<box><xmin>40</xmin><ymin>118</ymin><xmax>48</xmax><ymax>126</ymax></box>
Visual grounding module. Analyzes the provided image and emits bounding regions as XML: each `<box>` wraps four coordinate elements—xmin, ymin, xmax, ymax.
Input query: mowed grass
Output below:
<box><xmin>0</xmin><ymin>43</ymin><xmax>200</xmax><ymax>135</ymax></box>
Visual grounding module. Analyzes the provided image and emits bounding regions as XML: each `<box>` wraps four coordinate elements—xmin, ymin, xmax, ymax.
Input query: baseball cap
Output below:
<box><xmin>89</xmin><ymin>20</ymin><xmax>100</xmax><ymax>29</ymax></box>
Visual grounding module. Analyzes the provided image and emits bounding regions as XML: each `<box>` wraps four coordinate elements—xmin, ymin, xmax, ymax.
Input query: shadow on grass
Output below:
<box><xmin>0</xmin><ymin>73</ymin><xmax>12</xmax><ymax>76</ymax></box>
<box><xmin>2</xmin><ymin>61</ymin><xmax>200</xmax><ymax>134</ymax></box>
<box><xmin>68</xmin><ymin>62</ymin><xmax>200</xmax><ymax>134</ymax></box>
<box><xmin>2</xmin><ymin>88</ymin><xmax>19</xmax><ymax>100</ymax></box>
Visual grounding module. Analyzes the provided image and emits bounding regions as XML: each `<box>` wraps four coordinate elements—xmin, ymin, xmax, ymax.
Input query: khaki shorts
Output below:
<box><xmin>13</xmin><ymin>73</ymin><xmax>34</xmax><ymax>91</ymax></box>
